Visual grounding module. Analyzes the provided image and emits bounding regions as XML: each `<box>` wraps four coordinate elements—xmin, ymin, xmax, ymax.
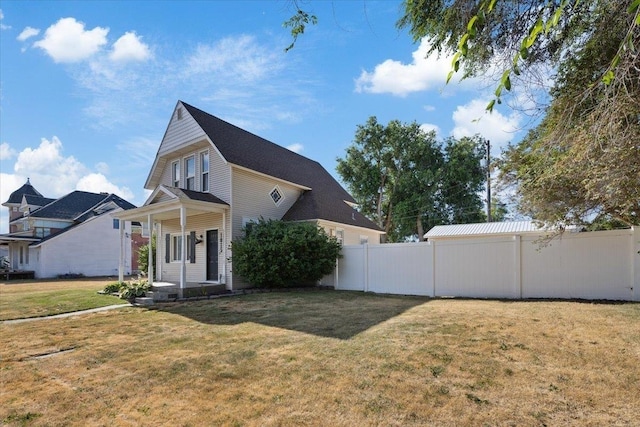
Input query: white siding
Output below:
<box><xmin>158</xmin><ymin>213</ymin><xmax>225</xmax><ymax>284</ymax></box>
<box><xmin>210</xmin><ymin>147</ymin><xmax>231</xmax><ymax>203</ymax></box>
<box><xmin>36</xmin><ymin>212</ymin><xmax>132</xmax><ymax>278</ymax></box>
<box><xmin>230</xmin><ymin>168</ymin><xmax>302</xmax><ymax>239</ymax></box>
<box><xmin>158</xmin><ymin>105</ymin><xmax>207</xmax><ymax>156</ymax></box>
<box><xmin>318</xmin><ymin>220</ymin><xmax>381</xmax><ymax>246</ymax></box>
<box><xmin>157</xmin><ymin>146</ymin><xmax>231</xmax><ymax>203</ymax></box>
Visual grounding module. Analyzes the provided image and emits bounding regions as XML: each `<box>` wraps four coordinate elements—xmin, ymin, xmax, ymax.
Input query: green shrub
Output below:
<box><xmin>119</xmin><ymin>280</ymin><xmax>150</xmax><ymax>300</ymax></box>
<box><xmin>102</xmin><ymin>281</ymin><xmax>126</xmax><ymax>294</ymax></box>
<box><xmin>138</xmin><ymin>234</ymin><xmax>156</xmax><ymax>276</ymax></box>
<box><xmin>231</xmin><ymin>219</ymin><xmax>342</xmax><ymax>287</ymax></box>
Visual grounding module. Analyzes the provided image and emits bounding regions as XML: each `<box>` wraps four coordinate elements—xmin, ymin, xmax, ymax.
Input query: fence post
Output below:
<box><xmin>633</xmin><ymin>227</ymin><xmax>640</xmax><ymax>301</ymax></box>
<box><xmin>363</xmin><ymin>243</ymin><xmax>369</xmax><ymax>292</ymax></box>
<box><xmin>514</xmin><ymin>235</ymin><xmax>522</xmax><ymax>299</ymax></box>
<box><xmin>431</xmin><ymin>240</ymin><xmax>437</xmax><ymax>297</ymax></box>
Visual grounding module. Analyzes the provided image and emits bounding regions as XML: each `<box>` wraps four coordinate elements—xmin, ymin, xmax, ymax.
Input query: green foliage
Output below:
<box><xmin>138</xmin><ymin>233</ymin><xmax>156</xmax><ymax>277</ymax></box>
<box><xmin>283</xmin><ymin>4</ymin><xmax>318</xmax><ymax>52</ymax></box>
<box><xmin>231</xmin><ymin>219</ymin><xmax>341</xmax><ymax>288</ymax></box>
<box><xmin>337</xmin><ymin>117</ymin><xmax>486</xmax><ymax>242</ymax></box>
<box><xmin>497</xmin><ymin>2</ymin><xmax>640</xmax><ymax>227</ymax></box>
<box><xmin>399</xmin><ymin>0</ymin><xmax>640</xmax><ymax>227</ymax></box>
<box><xmin>102</xmin><ymin>281</ymin><xmax>126</xmax><ymax>294</ymax></box>
<box><xmin>118</xmin><ymin>280</ymin><xmax>150</xmax><ymax>300</ymax></box>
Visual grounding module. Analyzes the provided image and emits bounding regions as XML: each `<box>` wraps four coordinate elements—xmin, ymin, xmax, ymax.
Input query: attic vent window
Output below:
<box><xmin>177</xmin><ymin>107</ymin><xmax>183</xmax><ymax>120</ymax></box>
<box><xmin>270</xmin><ymin>186</ymin><xmax>283</xmax><ymax>206</ymax></box>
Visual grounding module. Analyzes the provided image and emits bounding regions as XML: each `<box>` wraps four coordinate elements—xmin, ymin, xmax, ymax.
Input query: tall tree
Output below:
<box><xmin>337</xmin><ymin>118</ymin><xmax>486</xmax><ymax>242</ymax></box>
<box><xmin>397</xmin><ymin>0</ymin><xmax>640</xmax><ymax>227</ymax></box>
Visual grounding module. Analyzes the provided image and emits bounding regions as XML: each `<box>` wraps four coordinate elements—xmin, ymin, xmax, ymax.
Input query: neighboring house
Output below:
<box><xmin>0</xmin><ymin>179</ymin><xmax>145</xmax><ymax>278</ymax></box>
<box><xmin>113</xmin><ymin>100</ymin><xmax>384</xmax><ymax>295</ymax></box>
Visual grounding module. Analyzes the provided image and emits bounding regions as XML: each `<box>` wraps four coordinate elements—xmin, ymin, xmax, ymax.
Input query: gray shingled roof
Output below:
<box><xmin>31</xmin><ymin>191</ymin><xmax>133</xmax><ymax>220</ymax></box>
<box><xmin>164</xmin><ymin>186</ymin><xmax>229</xmax><ymax>205</ymax></box>
<box><xmin>4</xmin><ymin>179</ymin><xmax>43</xmax><ymax>204</ymax></box>
<box><xmin>181</xmin><ymin>102</ymin><xmax>381</xmax><ymax>232</ymax></box>
<box><xmin>23</xmin><ymin>194</ymin><xmax>56</xmax><ymax>207</ymax></box>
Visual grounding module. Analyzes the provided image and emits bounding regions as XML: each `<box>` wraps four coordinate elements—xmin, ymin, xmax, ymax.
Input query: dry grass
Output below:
<box><xmin>1</xmin><ymin>289</ymin><xmax>639</xmax><ymax>426</ymax></box>
<box><xmin>0</xmin><ymin>278</ymin><xmax>123</xmax><ymax>320</ymax></box>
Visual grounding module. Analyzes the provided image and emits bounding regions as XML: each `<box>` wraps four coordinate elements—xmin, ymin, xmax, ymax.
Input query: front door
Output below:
<box><xmin>206</xmin><ymin>229</ymin><xmax>219</xmax><ymax>281</ymax></box>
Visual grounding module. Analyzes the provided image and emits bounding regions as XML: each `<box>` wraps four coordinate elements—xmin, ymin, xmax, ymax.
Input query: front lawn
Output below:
<box><xmin>1</xmin><ymin>290</ymin><xmax>638</xmax><ymax>426</ymax></box>
<box><xmin>0</xmin><ymin>278</ymin><xmax>124</xmax><ymax>321</ymax></box>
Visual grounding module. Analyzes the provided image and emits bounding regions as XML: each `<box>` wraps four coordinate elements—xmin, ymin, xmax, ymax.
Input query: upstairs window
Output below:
<box><xmin>270</xmin><ymin>186</ymin><xmax>284</xmax><ymax>206</ymax></box>
<box><xmin>201</xmin><ymin>151</ymin><xmax>209</xmax><ymax>192</ymax></box>
<box><xmin>185</xmin><ymin>156</ymin><xmax>195</xmax><ymax>190</ymax></box>
<box><xmin>113</xmin><ymin>219</ymin><xmax>120</xmax><ymax>230</ymax></box>
<box><xmin>172</xmin><ymin>161</ymin><xmax>180</xmax><ymax>187</ymax></box>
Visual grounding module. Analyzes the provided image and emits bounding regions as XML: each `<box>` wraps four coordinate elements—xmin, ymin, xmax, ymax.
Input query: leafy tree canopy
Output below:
<box><xmin>285</xmin><ymin>0</ymin><xmax>640</xmax><ymax>227</ymax></box>
<box><xmin>337</xmin><ymin>117</ymin><xmax>486</xmax><ymax>242</ymax></box>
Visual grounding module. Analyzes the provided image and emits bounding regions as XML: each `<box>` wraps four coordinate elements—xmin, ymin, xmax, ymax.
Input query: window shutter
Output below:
<box><xmin>165</xmin><ymin>234</ymin><xmax>170</xmax><ymax>263</ymax></box>
<box><xmin>189</xmin><ymin>231</ymin><xmax>196</xmax><ymax>264</ymax></box>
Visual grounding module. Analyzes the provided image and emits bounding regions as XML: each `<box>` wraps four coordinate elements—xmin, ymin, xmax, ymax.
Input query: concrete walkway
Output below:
<box><xmin>1</xmin><ymin>303</ymin><xmax>132</xmax><ymax>325</ymax></box>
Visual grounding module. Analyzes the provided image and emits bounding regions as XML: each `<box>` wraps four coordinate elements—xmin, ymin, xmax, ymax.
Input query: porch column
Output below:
<box><xmin>180</xmin><ymin>206</ymin><xmax>186</xmax><ymax>292</ymax></box>
<box><xmin>222</xmin><ymin>210</ymin><xmax>227</xmax><ymax>287</ymax></box>
<box><xmin>147</xmin><ymin>214</ymin><xmax>154</xmax><ymax>285</ymax></box>
<box><xmin>118</xmin><ymin>219</ymin><xmax>125</xmax><ymax>282</ymax></box>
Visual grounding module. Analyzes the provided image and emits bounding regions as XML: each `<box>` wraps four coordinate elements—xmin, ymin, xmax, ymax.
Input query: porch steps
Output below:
<box><xmin>134</xmin><ymin>296</ymin><xmax>155</xmax><ymax>306</ymax></box>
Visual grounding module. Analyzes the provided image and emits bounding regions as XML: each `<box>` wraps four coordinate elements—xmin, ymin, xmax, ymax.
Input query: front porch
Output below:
<box><xmin>112</xmin><ymin>186</ymin><xmax>231</xmax><ymax>293</ymax></box>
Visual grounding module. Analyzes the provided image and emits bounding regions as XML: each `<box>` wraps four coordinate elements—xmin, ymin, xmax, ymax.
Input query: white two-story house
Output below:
<box><xmin>1</xmin><ymin>179</ymin><xmax>142</xmax><ymax>278</ymax></box>
<box><xmin>114</xmin><ymin>101</ymin><xmax>383</xmax><ymax>295</ymax></box>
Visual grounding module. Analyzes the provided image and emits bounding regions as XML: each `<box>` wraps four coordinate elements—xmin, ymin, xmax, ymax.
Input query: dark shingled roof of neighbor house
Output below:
<box><xmin>181</xmin><ymin>101</ymin><xmax>381</xmax><ymax>232</ymax></box>
<box><xmin>4</xmin><ymin>179</ymin><xmax>43</xmax><ymax>204</ymax></box>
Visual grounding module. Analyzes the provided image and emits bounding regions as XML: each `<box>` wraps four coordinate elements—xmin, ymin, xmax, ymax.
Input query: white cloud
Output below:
<box><xmin>17</xmin><ymin>26</ymin><xmax>40</xmax><ymax>41</ymax></box>
<box><xmin>0</xmin><ymin>142</ymin><xmax>16</xmax><ymax>160</ymax></box>
<box><xmin>0</xmin><ymin>9</ymin><xmax>10</xmax><ymax>30</ymax></box>
<box><xmin>286</xmin><ymin>143</ymin><xmax>304</xmax><ymax>153</ymax></box>
<box><xmin>109</xmin><ymin>31</ymin><xmax>151</xmax><ymax>62</ymax></box>
<box><xmin>34</xmin><ymin>17</ymin><xmax>108</xmax><ymax>63</ymax></box>
<box><xmin>451</xmin><ymin>98</ymin><xmax>522</xmax><ymax>148</ymax></box>
<box><xmin>76</xmin><ymin>173</ymin><xmax>133</xmax><ymax>199</ymax></box>
<box><xmin>0</xmin><ymin>173</ymin><xmax>24</xmax><ymax>233</ymax></box>
<box><xmin>420</xmin><ymin>123</ymin><xmax>441</xmax><ymax>138</ymax></box>
<box><xmin>355</xmin><ymin>38</ymin><xmax>452</xmax><ymax>97</ymax></box>
<box><xmin>423</xmin><ymin>105</ymin><xmax>436</xmax><ymax>112</ymax></box>
<box><xmin>95</xmin><ymin>162</ymin><xmax>110</xmax><ymax>174</ymax></box>
<box><xmin>185</xmin><ymin>35</ymin><xmax>284</xmax><ymax>83</ymax></box>
<box><xmin>7</xmin><ymin>136</ymin><xmax>133</xmax><ymax>201</ymax></box>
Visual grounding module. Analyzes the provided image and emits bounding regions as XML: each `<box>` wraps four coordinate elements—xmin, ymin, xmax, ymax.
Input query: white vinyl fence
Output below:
<box><xmin>331</xmin><ymin>228</ymin><xmax>640</xmax><ymax>301</ymax></box>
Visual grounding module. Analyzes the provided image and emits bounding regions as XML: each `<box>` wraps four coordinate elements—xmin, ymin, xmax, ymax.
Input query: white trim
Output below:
<box><xmin>205</xmin><ymin>227</ymin><xmax>221</xmax><ymax>283</ymax></box>
<box><xmin>200</xmin><ymin>150</ymin><xmax>210</xmax><ymax>192</ymax></box>
<box><xmin>184</xmin><ymin>155</ymin><xmax>195</xmax><ymax>190</ymax></box>
<box><xmin>171</xmin><ymin>160</ymin><xmax>180</xmax><ymax>188</ymax></box>
<box><xmin>269</xmin><ymin>185</ymin><xmax>284</xmax><ymax>206</ymax></box>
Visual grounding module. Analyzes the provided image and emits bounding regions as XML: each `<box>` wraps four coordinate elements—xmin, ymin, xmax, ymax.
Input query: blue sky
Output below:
<box><xmin>0</xmin><ymin>1</ymin><xmax>532</xmax><ymax>233</ymax></box>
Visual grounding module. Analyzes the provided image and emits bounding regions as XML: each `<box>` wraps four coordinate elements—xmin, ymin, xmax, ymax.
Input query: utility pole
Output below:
<box><xmin>486</xmin><ymin>139</ymin><xmax>492</xmax><ymax>222</ymax></box>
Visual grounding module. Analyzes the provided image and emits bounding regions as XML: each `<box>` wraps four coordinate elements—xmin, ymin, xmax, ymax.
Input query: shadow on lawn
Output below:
<box><xmin>157</xmin><ymin>290</ymin><xmax>429</xmax><ymax>340</ymax></box>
